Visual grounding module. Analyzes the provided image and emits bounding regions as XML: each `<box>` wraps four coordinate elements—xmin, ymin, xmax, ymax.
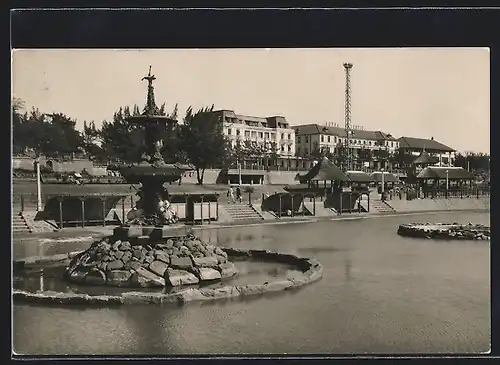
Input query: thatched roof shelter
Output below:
<box><xmin>346</xmin><ymin>171</ymin><xmax>371</xmax><ymax>183</ymax></box>
<box><xmin>295</xmin><ymin>157</ymin><xmax>350</xmax><ymax>182</ymax></box>
<box><xmin>370</xmin><ymin>171</ymin><xmax>400</xmax><ymax>183</ymax></box>
<box><xmin>412</xmin><ymin>150</ymin><xmax>439</xmax><ymax>165</ymax></box>
<box><xmin>416</xmin><ymin>166</ymin><xmax>474</xmax><ymax>180</ymax></box>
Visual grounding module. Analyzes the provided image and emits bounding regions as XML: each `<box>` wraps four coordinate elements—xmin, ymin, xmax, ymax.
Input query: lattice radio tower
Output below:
<box><xmin>343</xmin><ymin>62</ymin><xmax>353</xmax><ymax>172</ymax></box>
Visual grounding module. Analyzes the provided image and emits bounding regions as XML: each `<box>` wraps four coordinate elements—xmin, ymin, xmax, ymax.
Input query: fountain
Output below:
<box><xmin>63</xmin><ymin>67</ymin><xmax>240</xmax><ymax>288</ymax></box>
<box><xmin>12</xmin><ymin>67</ymin><xmax>323</xmax><ymax>305</ymax></box>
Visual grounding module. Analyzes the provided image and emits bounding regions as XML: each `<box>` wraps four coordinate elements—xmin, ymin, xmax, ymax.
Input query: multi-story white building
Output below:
<box><xmin>212</xmin><ymin>110</ymin><xmax>300</xmax><ymax>169</ymax></box>
<box><xmin>398</xmin><ymin>136</ymin><xmax>456</xmax><ymax>166</ymax></box>
<box><xmin>294</xmin><ymin>123</ymin><xmax>400</xmax><ymax>169</ymax></box>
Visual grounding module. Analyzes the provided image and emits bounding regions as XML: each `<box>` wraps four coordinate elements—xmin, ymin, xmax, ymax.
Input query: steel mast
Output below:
<box><xmin>343</xmin><ymin>62</ymin><xmax>353</xmax><ymax>172</ymax></box>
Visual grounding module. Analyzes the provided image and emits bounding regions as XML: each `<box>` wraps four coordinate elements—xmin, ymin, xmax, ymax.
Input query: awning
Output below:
<box><xmin>370</xmin><ymin>171</ymin><xmax>399</xmax><ymax>183</ymax></box>
<box><xmin>416</xmin><ymin>167</ymin><xmax>474</xmax><ymax>180</ymax></box>
<box><xmin>346</xmin><ymin>171</ymin><xmax>371</xmax><ymax>183</ymax></box>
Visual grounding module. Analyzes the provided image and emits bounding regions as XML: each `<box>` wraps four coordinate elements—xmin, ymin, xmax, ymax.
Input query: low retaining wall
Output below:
<box><xmin>397</xmin><ymin>223</ymin><xmax>490</xmax><ymax>240</ymax></box>
<box><xmin>13</xmin><ymin>248</ymin><xmax>323</xmax><ymax>306</ymax></box>
<box><xmin>387</xmin><ymin>197</ymin><xmax>490</xmax><ymax>213</ymax></box>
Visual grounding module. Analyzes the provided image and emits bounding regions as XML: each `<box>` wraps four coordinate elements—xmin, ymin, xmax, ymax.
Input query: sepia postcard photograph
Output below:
<box><xmin>12</xmin><ymin>47</ymin><xmax>490</xmax><ymax>356</ymax></box>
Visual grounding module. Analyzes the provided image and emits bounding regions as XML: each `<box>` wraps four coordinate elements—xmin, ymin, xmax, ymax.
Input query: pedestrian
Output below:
<box><xmin>227</xmin><ymin>186</ymin><xmax>235</xmax><ymax>204</ymax></box>
<box><xmin>236</xmin><ymin>185</ymin><xmax>242</xmax><ymax>203</ymax></box>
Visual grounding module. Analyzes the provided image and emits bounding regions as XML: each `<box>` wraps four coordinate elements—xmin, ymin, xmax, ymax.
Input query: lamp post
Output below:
<box><xmin>380</xmin><ymin>168</ymin><xmax>385</xmax><ymax>200</ymax></box>
<box><xmin>445</xmin><ymin>169</ymin><xmax>449</xmax><ymax>198</ymax></box>
<box><xmin>34</xmin><ymin>157</ymin><xmax>42</xmax><ymax>211</ymax></box>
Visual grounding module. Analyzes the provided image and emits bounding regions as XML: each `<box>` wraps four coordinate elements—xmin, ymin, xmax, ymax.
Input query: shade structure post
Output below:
<box><xmin>291</xmin><ymin>194</ymin><xmax>294</xmax><ymax>217</ymax></box>
<box><xmin>339</xmin><ymin>190</ymin><xmax>343</xmax><ymax>215</ymax></box>
<box><xmin>58</xmin><ymin>196</ymin><xmax>64</xmax><ymax>229</ymax></box>
<box><xmin>200</xmin><ymin>195</ymin><xmax>204</xmax><ymax>225</ymax></box>
<box><xmin>313</xmin><ymin>196</ymin><xmax>316</xmax><ymax>216</ymax></box>
<box><xmin>20</xmin><ymin>194</ymin><xmax>25</xmax><ymax>212</ymax></box>
<box><xmin>102</xmin><ymin>198</ymin><xmax>106</xmax><ymax>227</ymax></box>
<box><xmin>278</xmin><ymin>194</ymin><xmax>282</xmax><ymax>218</ymax></box>
<box><xmin>80</xmin><ymin>197</ymin><xmax>85</xmax><ymax>228</ymax></box>
<box><xmin>121</xmin><ymin>197</ymin><xmax>126</xmax><ymax>224</ymax></box>
<box><xmin>216</xmin><ymin>194</ymin><xmax>219</xmax><ymax>221</ymax></box>
<box><xmin>208</xmin><ymin>200</ymin><xmax>211</xmax><ymax>224</ymax></box>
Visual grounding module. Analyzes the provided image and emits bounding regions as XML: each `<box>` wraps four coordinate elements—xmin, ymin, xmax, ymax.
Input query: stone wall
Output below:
<box><xmin>387</xmin><ymin>197</ymin><xmax>490</xmax><ymax>213</ymax></box>
<box><xmin>397</xmin><ymin>223</ymin><xmax>490</xmax><ymax>240</ymax></box>
<box><xmin>13</xmin><ymin>248</ymin><xmax>323</xmax><ymax>306</ymax></box>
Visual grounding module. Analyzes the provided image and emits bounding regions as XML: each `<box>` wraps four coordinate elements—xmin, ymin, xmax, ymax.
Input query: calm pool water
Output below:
<box><xmin>13</xmin><ymin>211</ymin><xmax>490</xmax><ymax>355</ymax></box>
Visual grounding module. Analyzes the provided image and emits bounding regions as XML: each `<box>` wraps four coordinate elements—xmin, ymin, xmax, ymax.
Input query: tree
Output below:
<box><xmin>393</xmin><ymin>148</ymin><xmax>415</xmax><ymax>169</ymax></box>
<box><xmin>181</xmin><ymin>105</ymin><xmax>226</xmax><ymax>184</ymax></box>
<box><xmin>83</xmin><ymin>121</ymin><xmax>106</xmax><ymax>161</ymax></box>
<box><xmin>333</xmin><ymin>143</ymin><xmax>347</xmax><ymax>168</ymax></box>
<box><xmin>266</xmin><ymin>141</ymin><xmax>280</xmax><ymax>169</ymax></box>
<box><xmin>12</xmin><ymin>98</ymin><xmax>27</xmax><ymax>155</ymax></box>
<box><xmin>46</xmin><ymin>112</ymin><xmax>84</xmax><ymax>157</ymax></box>
<box><xmin>373</xmin><ymin>148</ymin><xmax>390</xmax><ymax>168</ymax></box>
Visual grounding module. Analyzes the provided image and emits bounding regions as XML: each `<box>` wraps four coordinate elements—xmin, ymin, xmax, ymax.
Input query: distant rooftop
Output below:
<box><xmin>398</xmin><ymin>136</ymin><xmax>455</xmax><ymax>152</ymax></box>
<box><xmin>294</xmin><ymin>124</ymin><xmax>398</xmax><ymax>141</ymax></box>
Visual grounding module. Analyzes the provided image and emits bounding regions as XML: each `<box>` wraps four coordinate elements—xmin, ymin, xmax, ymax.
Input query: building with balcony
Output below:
<box><xmin>211</xmin><ymin>110</ymin><xmax>302</xmax><ymax>170</ymax></box>
<box><xmin>294</xmin><ymin>123</ymin><xmax>399</xmax><ymax>170</ymax></box>
<box><xmin>397</xmin><ymin>136</ymin><xmax>456</xmax><ymax>167</ymax></box>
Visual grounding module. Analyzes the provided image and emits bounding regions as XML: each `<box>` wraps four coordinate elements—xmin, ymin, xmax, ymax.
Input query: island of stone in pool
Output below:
<box><xmin>65</xmin><ymin>231</ymin><xmax>239</xmax><ymax>288</ymax></box>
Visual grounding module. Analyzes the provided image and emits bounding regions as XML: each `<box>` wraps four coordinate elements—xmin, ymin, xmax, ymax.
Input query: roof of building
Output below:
<box><xmin>296</xmin><ymin>157</ymin><xmax>350</xmax><ymax>182</ymax></box>
<box><xmin>398</xmin><ymin>136</ymin><xmax>455</xmax><ymax>152</ymax></box>
<box><xmin>294</xmin><ymin>124</ymin><xmax>397</xmax><ymax>141</ymax></box>
<box><xmin>412</xmin><ymin>150</ymin><xmax>440</xmax><ymax>165</ymax></box>
<box><xmin>416</xmin><ymin>166</ymin><xmax>474</xmax><ymax>180</ymax></box>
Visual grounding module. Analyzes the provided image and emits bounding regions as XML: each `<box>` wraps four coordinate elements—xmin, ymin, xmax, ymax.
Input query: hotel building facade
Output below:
<box><xmin>211</xmin><ymin>109</ymin><xmax>303</xmax><ymax>170</ymax></box>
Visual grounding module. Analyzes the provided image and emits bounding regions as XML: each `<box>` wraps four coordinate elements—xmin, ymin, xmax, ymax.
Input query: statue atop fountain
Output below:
<box><xmin>117</xmin><ymin>66</ymin><xmax>192</xmax><ymax>227</ymax></box>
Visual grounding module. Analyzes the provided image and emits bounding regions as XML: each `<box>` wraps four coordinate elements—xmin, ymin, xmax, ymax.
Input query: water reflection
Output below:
<box><xmin>13</xmin><ymin>211</ymin><xmax>490</xmax><ymax>355</ymax></box>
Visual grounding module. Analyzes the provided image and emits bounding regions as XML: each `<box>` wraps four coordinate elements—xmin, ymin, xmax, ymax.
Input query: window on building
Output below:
<box><xmin>287</xmin><ymin>133</ymin><xmax>291</xmax><ymax>140</ymax></box>
<box><xmin>288</xmin><ymin>145</ymin><xmax>292</xmax><ymax>152</ymax></box>
<box><xmin>271</xmin><ymin>133</ymin><xmax>276</xmax><ymax>140</ymax></box>
<box><xmin>244</xmin><ymin>131</ymin><xmax>250</xmax><ymax>138</ymax></box>
<box><xmin>305</xmin><ymin>136</ymin><xmax>309</xmax><ymax>143</ymax></box>
<box><xmin>327</xmin><ymin>136</ymin><xmax>331</xmax><ymax>143</ymax></box>
<box><xmin>281</xmin><ymin>133</ymin><xmax>285</xmax><ymax>139</ymax></box>
<box><xmin>236</xmin><ymin>129</ymin><xmax>240</xmax><ymax>136</ymax></box>
<box><xmin>265</xmin><ymin>132</ymin><xmax>270</xmax><ymax>139</ymax></box>
<box><xmin>227</xmin><ymin>128</ymin><xmax>232</xmax><ymax>135</ymax></box>
<box><xmin>321</xmin><ymin>135</ymin><xmax>324</xmax><ymax>142</ymax></box>
<box><xmin>334</xmin><ymin>136</ymin><xmax>337</xmax><ymax>143</ymax></box>
<box><xmin>251</xmin><ymin>131</ymin><xmax>256</xmax><ymax>138</ymax></box>
<box><xmin>297</xmin><ymin>136</ymin><xmax>301</xmax><ymax>143</ymax></box>
<box><xmin>368</xmin><ymin>141</ymin><xmax>372</xmax><ymax>146</ymax></box>
<box><xmin>281</xmin><ymin>145</ymin><xmax>285</xmax><ymax>152</ymax></box>
<box><xmin>259</xmin><ymin>132</ymin><xmax>263</xmax><ymax>138</ymax></box>
<box><xmin>304</xmin><ymin>148</ymin><xmax>309</xmax><ymax>155</ymax></box>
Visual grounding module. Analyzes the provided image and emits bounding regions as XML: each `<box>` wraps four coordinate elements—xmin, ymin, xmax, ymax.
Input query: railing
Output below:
<box><xmin>227</xmin><ymin>164</ymin><xmax>310</xmax><ymax>172</ymax></box>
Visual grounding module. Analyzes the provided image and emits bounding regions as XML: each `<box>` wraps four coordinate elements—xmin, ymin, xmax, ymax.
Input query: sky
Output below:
<box><xmin>12</xmin><ymin>48</ymin><xmax>490</xmax><ymax>154</ymax></box>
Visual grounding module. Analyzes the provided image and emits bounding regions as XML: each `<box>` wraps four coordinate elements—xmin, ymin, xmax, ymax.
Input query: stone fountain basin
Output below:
<box><xmin>397</xmin><ymin>223</ymin><xmax>490</xmax><ymax>240</ymax></box>
<box><xmin>13</xmin><ymin>248</ymin><xmax>323</xmax><ymax>306</ymax></box>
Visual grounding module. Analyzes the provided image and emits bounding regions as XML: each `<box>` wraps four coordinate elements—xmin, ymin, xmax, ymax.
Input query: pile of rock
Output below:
<box><xmin>65</xmin><ymin>234</ymin><xmax>238</xmax><ymax>288</ymax></box>
<box><xmin>397</xmin><ymin>223</ymin><xmax>490</xmax><ymax>241</ymax></box>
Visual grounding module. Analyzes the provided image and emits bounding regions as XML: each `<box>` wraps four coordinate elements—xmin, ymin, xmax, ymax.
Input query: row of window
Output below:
<box><xmin>296</xmin><ymin>135</ymin><xmax>398</xmax><ymax>148</ymax></box>
<box><xmin>226</xmin><ymin>128</ymin><xmax>293</xmax><ymax>140</ymax></box>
